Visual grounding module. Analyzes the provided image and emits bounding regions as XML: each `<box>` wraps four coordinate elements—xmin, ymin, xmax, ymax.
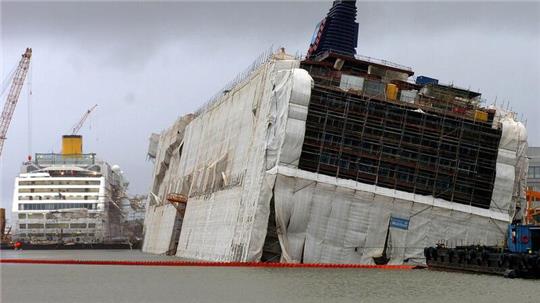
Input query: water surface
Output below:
<box><xmin>1</xmin><ymin>250</ymin><xmax>536</xmax><ymax>303</ymax></box>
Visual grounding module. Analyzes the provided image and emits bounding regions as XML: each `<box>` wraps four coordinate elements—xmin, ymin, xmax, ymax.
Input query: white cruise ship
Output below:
<box><xmin>12</xmin><ymin>135</ymin><xmax>137</xmax><ymax>246</ymax></box>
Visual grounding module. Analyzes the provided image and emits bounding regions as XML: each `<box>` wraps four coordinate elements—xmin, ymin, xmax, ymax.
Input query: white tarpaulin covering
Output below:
<box><xmin>269</xmin><ymin>104</ymin><xmax>526</xmax><ymax>264</ymax></box>
<box><xmin>142</xmin><ymin>115</ymin><xmax>192</xmax><ymax>254</ymax></box>
<box><xmin>144</xmin><ymin>52</ymin><xmax>527</xmax><ymax>264</ymax></box>
<box><xmin>271</xmin><ymin>168</ymin><xmax>509</xmax><ymax>264</ymax></box>
<box><xmin>490</xmin><ymin>108</ymin><xmax>528</xmax><ymax>220</ymax></box>
<box><xmin>174</xmin><ymin>54</ymin><xmax>312</xmax><ymax>261</ymax></box>
<box><xmin>142</xmin><ymin>204</ymin><xmax>179</xmax><ymax>254</ymax></box>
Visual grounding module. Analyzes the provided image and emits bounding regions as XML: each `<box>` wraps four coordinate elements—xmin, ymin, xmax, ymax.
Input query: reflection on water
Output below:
<box><xmin>1</xmin><ymin>250</ymin><xmax>537</xmax><ymax>303</ymax></box>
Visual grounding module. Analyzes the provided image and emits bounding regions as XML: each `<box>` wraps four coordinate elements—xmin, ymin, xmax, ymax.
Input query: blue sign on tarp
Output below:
<box><xmin>390</xmin><ymin>216</ymin><xmax>410</xmax><ymax>230</ymax></box>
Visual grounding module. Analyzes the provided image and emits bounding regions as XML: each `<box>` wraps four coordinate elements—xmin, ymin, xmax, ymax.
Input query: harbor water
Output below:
<box><xmin>0</xmin><ymin>250</ymin><xmax>537</xmax><ymax>303</ymax></box>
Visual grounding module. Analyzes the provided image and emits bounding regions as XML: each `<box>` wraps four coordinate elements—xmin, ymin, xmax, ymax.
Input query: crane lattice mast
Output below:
<box><xmin>71</xmin><ymin>104</ymin><xmax>98</xmax><ymax>135</ymax></box>
<box><xmin>0</xmin><ymin>48</ymin><xmax>32</xmax><ymax>156</ymax></box>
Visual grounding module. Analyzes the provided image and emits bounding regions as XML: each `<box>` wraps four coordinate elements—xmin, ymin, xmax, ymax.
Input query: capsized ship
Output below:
<box><xmin>142</xmin><ymin>0</ymin><xmax>528</xmax><ymax>264</ymax></box>
<box><xmin>12</xmin><ymin>135</ymin><xmax>143</xmax><ymax>247</ymax></box>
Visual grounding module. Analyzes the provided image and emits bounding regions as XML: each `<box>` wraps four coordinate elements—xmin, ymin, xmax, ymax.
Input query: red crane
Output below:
<box><xmin>0</xmin><ymin>48</ymin><xmax>32</xmax><ymax>156</ymax></box>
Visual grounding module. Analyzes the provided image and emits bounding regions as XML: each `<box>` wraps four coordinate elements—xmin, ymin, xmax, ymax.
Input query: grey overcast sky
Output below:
<box><xmin>1</xmin><ymin>1</ymin><xmax>539</xmax><ymax>218</ymax></box>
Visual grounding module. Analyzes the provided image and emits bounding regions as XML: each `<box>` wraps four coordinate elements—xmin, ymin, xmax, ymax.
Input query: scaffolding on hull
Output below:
<box><xmin>298</xmin><ymin>60</ymin><xmax>502</xmax><ymax>210</ymax></box>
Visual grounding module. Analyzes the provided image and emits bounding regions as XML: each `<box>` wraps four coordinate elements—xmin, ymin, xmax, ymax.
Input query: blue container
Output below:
<box><xmin>507</xmin><ymin>224</ymin><xmax>540</xmax><ymax>253</ymax></box>
<box><xmin>416</xmin><ymin>76</ymin><xmax>439</xmax><ymax>86</ymax></box>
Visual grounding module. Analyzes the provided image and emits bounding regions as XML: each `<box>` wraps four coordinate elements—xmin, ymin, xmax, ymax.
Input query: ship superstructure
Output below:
<box><xmin>142</xmin><ymin>1</ymin><xmax>527</xmax><ymax>264</ymax></box>
<box><xmin>12</xmin><ymin>135</ymin><xmax>136</xmax><ymax>245</ymax></box>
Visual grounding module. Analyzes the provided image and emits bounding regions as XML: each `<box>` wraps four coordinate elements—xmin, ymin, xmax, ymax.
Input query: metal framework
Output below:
<box><xmin>71</xmin><ymin>104</ymin><xmax>98</xmax><ymax>135</ymax></box>
<box><xmin>0</xmin><ymin>48</ymin><xmax>32</xmax><ymax>156</ymax></box>
<box><xmin>298</xmin><ymin>57</ymin><xmax>501</xmax><ymax>209</ymax></box>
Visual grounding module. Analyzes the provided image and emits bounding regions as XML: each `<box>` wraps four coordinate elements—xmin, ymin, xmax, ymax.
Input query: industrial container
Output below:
<box><xmin>474</xmin><ymin>110</ymin><xmax>488</xmax><ymax>122</ymax></box>
<box><xmin>364</xmin><ymin>79</ymin><xmax>385</xmax><ymax>97</ymax></box>
<box><xmin>416</xmin><ymin>76</ymin><xmax>439</xmax><ymax>86</ymax></box>
<box><xmin>386</xmin><ymin>83</ymin><xmax>398</xmax><ymax>100</ymax></box>
<box><xmin>399</xmin><ymin>89</ymin><xmax>418</xmax><ymax>103</ymax></box>
<box><xmin>339</xmin><ymin>74</ymin><xmax>364</xmax><ymax>91</ymax></box>
<box><xmin>453</xmin><ymin>107</ymin><xmax>467</xmax><ymax>114</ymax></box>
<box><xmin>507</xmin><ymin>225</ymin><xmax>540</xmax><ymax>254</ymax></box>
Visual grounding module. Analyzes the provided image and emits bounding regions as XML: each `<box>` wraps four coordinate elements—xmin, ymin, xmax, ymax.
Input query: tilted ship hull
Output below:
<box><xmin>142</xmin><ymin>1</ymin><xmax>528</xmax><ymax>265</ymax></box>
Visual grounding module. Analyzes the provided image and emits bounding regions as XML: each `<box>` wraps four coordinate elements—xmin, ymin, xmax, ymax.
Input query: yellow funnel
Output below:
<box><xmin>62</xmin><ymin>135</ymin><xmax>83</xmax><ymax>155</ymax></box>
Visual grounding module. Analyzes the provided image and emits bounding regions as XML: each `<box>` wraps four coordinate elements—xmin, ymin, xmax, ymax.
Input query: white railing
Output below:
<box><xmin>193</xmin><ymin>46</ymin><xmax>275</xmax><ymax>117</ymax></box>
<box><xmin>355</xmin><ymin>54</ymin><xmax>413</xmax><ymax>72</ymax></box>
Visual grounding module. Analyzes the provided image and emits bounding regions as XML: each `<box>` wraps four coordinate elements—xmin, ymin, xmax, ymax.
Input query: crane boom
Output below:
<box><xmin>71</xmin><ymin>104</ymin><xmax>97</xmax><ymax>135</ymax></box>
<box><xmin>0</xmin><ymin>48</ymin><xmax>32</xmax><ymax>156</ymax></box>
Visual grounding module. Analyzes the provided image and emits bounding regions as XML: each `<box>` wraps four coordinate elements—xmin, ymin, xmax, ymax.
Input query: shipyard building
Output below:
<box><xmin>143</xmin><ymin>1</ymin><xmax>528</xmax><ymax>264</ymax></box>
